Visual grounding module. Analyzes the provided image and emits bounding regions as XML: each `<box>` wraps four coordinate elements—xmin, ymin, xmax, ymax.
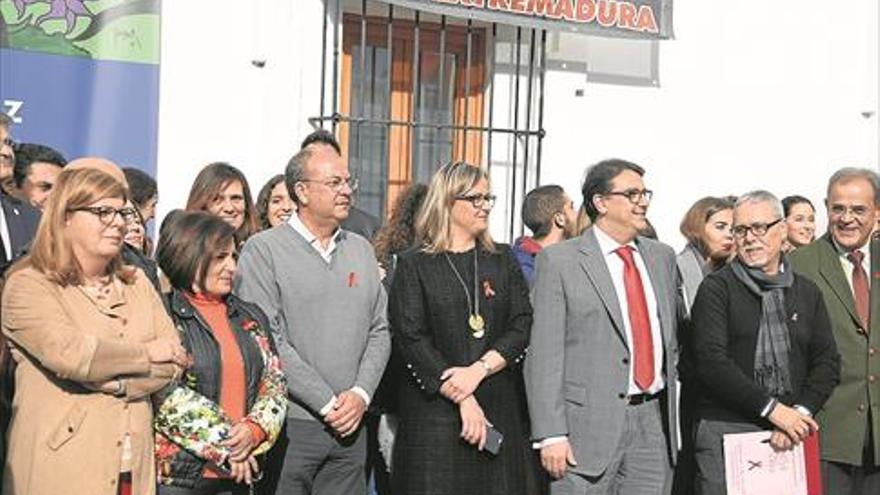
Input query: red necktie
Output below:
<box><xmin>615</xmin><ymin>246</ymin><xmax>655</xmax><ymax>391</ymax></box>
<box><xmin>847</xmin><ymin>251</ymin><xmax>870</xmax><ymax>332</ymax></box>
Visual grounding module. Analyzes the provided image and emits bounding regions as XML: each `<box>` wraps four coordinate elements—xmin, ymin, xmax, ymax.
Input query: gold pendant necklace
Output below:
<box><xmin>444</xmin><ymin>248</ymin><xmax>485</xmax><ymax>339</ymax></box>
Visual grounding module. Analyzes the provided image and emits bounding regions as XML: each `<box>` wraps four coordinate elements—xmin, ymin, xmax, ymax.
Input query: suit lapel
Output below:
<box><xmin>578</xmin><ymin>229</ymin><xmax>627</xmax><ymax>343</ymax></box>
<box><xmin>638</xmin><ymin>238</ymin><xmax>672</xmax><ymax>347</ymax></box>
<box><xmin>817</xmin><ymin>234</ymin><xmax>862</xmax><ymax>327</ymax></box>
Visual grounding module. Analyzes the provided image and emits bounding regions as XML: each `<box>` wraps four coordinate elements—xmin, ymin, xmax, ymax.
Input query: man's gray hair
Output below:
<box><xmin>285</xmin><ymin>146</ymin><xmax>313</xmax><ymax>206</ymax></box>
<box><xmin>735</xmin><ymin>190</ymin><xmax>784</xmax><ymax>218</ymax></box>
<box><xmin>827</xmin><ymin>167</ymin><xmax>880</xmax><ymax>205</ymax></box>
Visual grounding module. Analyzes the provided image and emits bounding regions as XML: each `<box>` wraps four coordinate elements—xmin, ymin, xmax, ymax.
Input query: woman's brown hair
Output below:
<box><xmin>185</xmin><ymin>162</ymin><xmax>257</xmax><ymax>245</ymax></box>
<box><xmin>374</xmin><ymin>183</ymin><xmax>428</xmax><ymax>263</ymax></box>
<box><xmin>255</xmin><ymin>174</ymin><xmax>287</xmax><ymax>231</ymax></box>
<box><xmin>156</xmin><ymin>211</ymin><xmax>237</xmax><ymax>293</ymax></box>
<box><xmin>679</xmin><ymin>196</ymin><xmax>735</xmax><ymax>258</ymax></box>
<box><xmin>17</xmin><ymin>168</ymin><xmax>134</xmax><ymax>286</ymax></box>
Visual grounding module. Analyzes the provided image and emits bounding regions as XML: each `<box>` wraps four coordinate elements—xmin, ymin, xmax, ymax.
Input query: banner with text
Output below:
<box><xmin>376</xmin><ymin>0</ymin><xmax>673</xmax><ymax>40</ymax></box>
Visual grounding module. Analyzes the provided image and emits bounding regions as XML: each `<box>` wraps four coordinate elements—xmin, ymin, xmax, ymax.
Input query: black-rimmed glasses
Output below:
<box><xmin>732</xmin><ymin>217</ymin><xmax>784</xmax><ymax>239</ymax></box>
<box><xmin>605</xmin><ymin>188</ymin><xmax>653</xmax><ymax>204</ymax></box>
<box><xmin>69</xmin><ymin>206</ymin><xmax>138</xmax><ymax>225</ymax></box>
<box><xmin>456</xmin><ymin>193</ymin><xmax>497</xmax><ymax>209</ymax></box>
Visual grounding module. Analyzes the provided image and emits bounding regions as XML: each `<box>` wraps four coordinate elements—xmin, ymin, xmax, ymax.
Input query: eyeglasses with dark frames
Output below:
<box><xmin>456</xmin><ymin>193</ymin><xmax>497</xmax><ymax>209</ymax></box>
<box><xmin>604</xmin><ymin>188</ymin><xmax>653</xmax><ymax>204</ymax></box>
<box><xmin>731</xmin><ymin>217</ymin><xmax>784</xmax><ymax>239</ymax></box>
<box><xmin>68</xmin><ymin>206</ymin><xmax>138</xmax><ymax>225</ymax></box>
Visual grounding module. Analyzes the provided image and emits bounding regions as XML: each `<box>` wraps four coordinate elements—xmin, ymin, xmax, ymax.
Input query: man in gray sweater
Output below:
<box><xmin>235</xmin><ymin>141</ymin><xmax>390</xmax><ymax>495</ymax></box>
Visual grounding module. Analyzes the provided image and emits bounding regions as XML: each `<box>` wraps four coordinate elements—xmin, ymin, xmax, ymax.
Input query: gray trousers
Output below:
<box><xmin>693</xmin><ymin>419</ymin><xmax>762</xmax><ymax>495</ymax></box>
<box><xmin>267</xmin><ymin>417</ymin><xmax>367</xmax><ymax>495</ymax></box>
<box><xmin>551</xmin><ymin>399</ymin><xmax>672</xmax><ymax>495</ymax></box>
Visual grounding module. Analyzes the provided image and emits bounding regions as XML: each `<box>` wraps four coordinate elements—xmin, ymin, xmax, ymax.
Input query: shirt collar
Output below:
<box><xmin>830</xmin><ymin>235</ymin><xmax>870</xmax><ymax>260</ymax></box>
<box><xmin>593</xmin><ymin>225</ymin><xmax>638</xmax><ymax>256</ymax></box>
<box><xmin>288</xmin><ymin>212</ymin><xmax>342</xmax><ymax>247</ymax></box>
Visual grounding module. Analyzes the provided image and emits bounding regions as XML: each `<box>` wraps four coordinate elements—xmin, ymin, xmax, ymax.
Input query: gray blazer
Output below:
<box><xmin>676</xmin><ymin>244</ymin><xmax>705</xmax><ymax>315</ymax></box>
<box><xmin>524</xmin><ymin>228</ymin><xmax>681</xmax><ymax>477</ymax></box>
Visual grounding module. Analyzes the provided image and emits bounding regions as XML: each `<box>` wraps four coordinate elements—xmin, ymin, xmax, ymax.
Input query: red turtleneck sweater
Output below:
<box><xmin>185</xmin><ymin>292</ymin><xmax>265</xmax><ymax>477</ymax></box>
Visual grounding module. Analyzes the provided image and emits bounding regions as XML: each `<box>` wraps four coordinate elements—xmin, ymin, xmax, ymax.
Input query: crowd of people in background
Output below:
<box><xmin>0</xmin><ymin>109</ymin><xmax>877</xmax><ymax>495</ymax></box>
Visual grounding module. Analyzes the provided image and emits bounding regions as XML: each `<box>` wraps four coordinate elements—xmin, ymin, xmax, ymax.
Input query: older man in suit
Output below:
<box><xmin>790</xmin><ymin>168</ymin><xmax>880</xmax><ymax>494</ymax></box>
<box><xmin>525</xmin><ymin>159</ymin><xmax>680</xmax><ymax>495</ymax></box>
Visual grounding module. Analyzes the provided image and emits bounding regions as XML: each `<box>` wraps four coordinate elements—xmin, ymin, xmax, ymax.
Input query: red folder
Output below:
<box><xmin>803</xmin><ymin>431</ymin><xmax>823</xmax><ymax>495</ymax></box>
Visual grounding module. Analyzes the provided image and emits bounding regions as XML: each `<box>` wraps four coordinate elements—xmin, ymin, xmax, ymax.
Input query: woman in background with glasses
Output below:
<box><xmin>388</xmin><ymin>162</ymin><xmax>536</xmax><ymax>495</ymax></box>
<box><xmin>1</xmin><ymin>167</ymin><xmax>188</xmax><ymax>495</ymax></box>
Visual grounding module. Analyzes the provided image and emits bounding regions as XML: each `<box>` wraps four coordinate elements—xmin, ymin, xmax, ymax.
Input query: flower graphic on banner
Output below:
<box><xmin>13</xmin><ymin>0</ymin><xmax>91</xmax><ymax>34</ymax></box>
<box><xmin>0</xmin><ymin>0</ymin><xmax>160</xmax><ymax>63</ymax></box>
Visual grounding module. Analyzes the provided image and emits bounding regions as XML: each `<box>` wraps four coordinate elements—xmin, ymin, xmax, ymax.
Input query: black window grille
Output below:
<box><xmin>311</xmin><ymin>0</ymin><xmax>547</xmax><ymax>240</ymax></box>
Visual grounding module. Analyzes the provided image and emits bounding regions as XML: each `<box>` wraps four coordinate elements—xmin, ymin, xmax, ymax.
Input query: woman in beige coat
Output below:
<box><xmin>1</xmin><ymin>167</ymin><xmax>189</xmax><ymax>495</ymax></box>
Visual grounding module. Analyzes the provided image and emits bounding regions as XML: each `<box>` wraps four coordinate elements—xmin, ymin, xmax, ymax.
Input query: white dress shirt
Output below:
<box><xmin>0</xmin><ymin>200</ymin><xmax>12</xmax><ymax>261</ymax></box>
<box><xmin>593</xmin><ymin>226</ymin><xmax>665</xmax><ymax>395</ymax></box>
<box><xmin>288</xmin><ymin>212</ymin><xmax>341</xmax><ymax>264</ymax></box>
<box><xmin>832</xmin><ymin>237</ymin><xmax>871</xmax><ymax>293</ymax></box>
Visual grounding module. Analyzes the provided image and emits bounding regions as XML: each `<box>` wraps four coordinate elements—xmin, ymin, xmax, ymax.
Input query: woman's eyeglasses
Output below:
<box><xmin>456</xmin><ymin>193</ymin><xmax>497</xmax><ymax>209</ymax></box>
<box><xmin>69</xmin><ymin>206</ymin><xmax>138</xmax><ymax>225</ymax></box>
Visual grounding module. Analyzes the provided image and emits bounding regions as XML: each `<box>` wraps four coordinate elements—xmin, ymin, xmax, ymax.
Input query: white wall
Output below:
<box><xmin>157</xmin><ymin>1</ymin><xmax>879</xmax><ymax>251</ymax></box>
<box><xmin>537</xmin><ymin>1</ymin><xmax>879</xmax><ymax>250</ymax></box>
<box><xmin>157</xmin><ymin>0</ymin><xmax>326</xmax><ymax>224</ymax></box>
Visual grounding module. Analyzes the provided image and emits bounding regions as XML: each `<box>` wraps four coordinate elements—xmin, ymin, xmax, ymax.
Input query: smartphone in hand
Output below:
<box><xmin>484</xmin><ymin>425</ymin><xmax>504</xmax><ymax>455</ymax></box>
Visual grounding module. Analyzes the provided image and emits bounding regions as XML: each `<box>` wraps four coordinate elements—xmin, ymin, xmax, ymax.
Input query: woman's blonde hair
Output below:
<box><xmin>21</xmin><ymin>168</ymin><xmax>134</xmax><ymax>286</ymax></box>
<box><xmin>416</xmin><ymin>162</ymin><xmax>495</xmax><ymax>254</ymax></box>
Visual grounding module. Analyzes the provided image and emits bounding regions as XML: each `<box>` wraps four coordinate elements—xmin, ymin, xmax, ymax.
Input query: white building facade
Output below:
<box><xmin>158</xmin><ymin>0</ymin><xmax>879</xmax><ymax>249</ymax></box>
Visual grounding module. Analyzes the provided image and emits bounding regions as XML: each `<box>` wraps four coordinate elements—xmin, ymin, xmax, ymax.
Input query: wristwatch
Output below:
<box><xmin>478</xmin><ymin>357</ymin><xmax>493</xmax><ymax>375</ymax></box>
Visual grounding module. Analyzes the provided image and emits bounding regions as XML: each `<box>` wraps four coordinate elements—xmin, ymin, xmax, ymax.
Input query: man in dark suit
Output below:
<box><xmin>791</xmin><ymin>168</ymin><xmax>880</xmax><ymax>494</ymax></box>
<box><xmin>0</xmin><ymin>139</ymin><xmax>40</xmax><ymax>271</ymax></box>
<box><xmin>525</xmin><ymin>159</ymin><xmax>680</xmax><ymax>494</ymax></box>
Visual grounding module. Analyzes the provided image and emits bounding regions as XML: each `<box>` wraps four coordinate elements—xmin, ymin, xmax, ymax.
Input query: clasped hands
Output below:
<box><xmin>767</xmin><ymin>402</ymin><xmax>818</xmax><ymax>451</ymax></box>
<box><xmin>222</xmin><ymin>422</ymin><xmax>260</xmax><ymax>485</ymax></box>
<box><xmin>441</xmin><ymin>364</ymin><xmax>492</xmax><ymax>450</ymax></box>
<box><xmin>325</xmin><ymin>390</ymin><xmax>367</xmax><ymax>438</ymax></box>
<box><xmin>439</xmin><ymin>362</ymin><xmax>488</xmax><ymax>404</ymax></box>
